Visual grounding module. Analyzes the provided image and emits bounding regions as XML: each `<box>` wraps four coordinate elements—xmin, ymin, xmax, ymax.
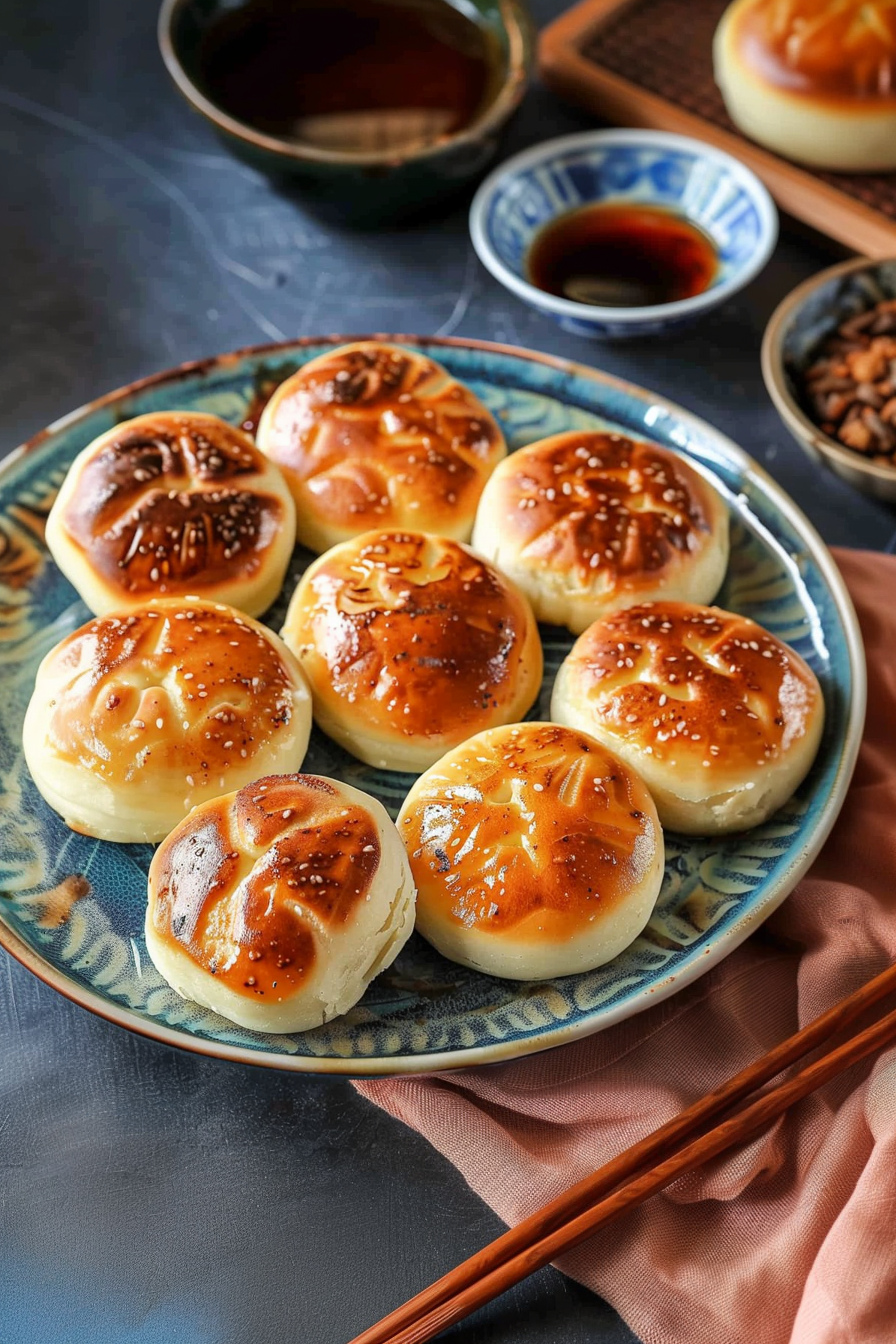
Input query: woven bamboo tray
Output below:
<box><xmin>539</xmin><ymin>0</ymin><xmax>896</xmax><ymax>258</ymax></box>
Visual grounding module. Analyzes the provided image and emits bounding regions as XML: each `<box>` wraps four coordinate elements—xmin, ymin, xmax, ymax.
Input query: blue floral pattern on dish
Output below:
<box><xmin>0</xmin><ymin>339</ymin><xmax>862</xmax><ymax>1074</ymax></box>
<box><xmin>470</xmin><ymin>132</ymin><xmax>777</xmax><ymax>339</ymax></box>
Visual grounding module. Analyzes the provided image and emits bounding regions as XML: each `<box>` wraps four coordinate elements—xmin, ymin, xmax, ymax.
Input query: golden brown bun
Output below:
<box><xmin>551</xmin><ymin>601</ymin><xmax>824</xmax><ymax>834</ymax></box>
<box><xmin>23</xmin><ymin>598</ymin><xmax>312</xmax><ymax>843</ymax></box>
<box><xmin>280</xmin><ymin>530</ymin><xmax>543</xmax><ymax>773</ymax></box>
<box><xmin>256</xmin><ymin>342</ymin><xmax>506</xmax><ymax>552</ymax></box>
<box><xmin>45</xmin><ymin>412</ymin><xmax>296</xmax><ymax>616</ymax></box>
<box><xmin>145</xmin><ymin>774</ymin><xmax>415</xmax><ymax>1034</ymax></box>
<box><xmin>471</xmin><ymin>431</ymin><xmax>729</xmax><ymax>634</ymax></box>
<box><xmin>714</xmin><ymin>0</ymin><xmax>896</xmax><ymax>171</ymax></box>
<box><xmin>397</xmin><ymin>722</ymin><xmax>664</xmax><ymax>981</ymax></box>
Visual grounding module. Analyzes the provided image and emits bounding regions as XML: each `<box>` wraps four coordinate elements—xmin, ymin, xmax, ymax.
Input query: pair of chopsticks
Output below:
<box><xmin>349</xmin><ymin>958</ymin><xmax>896</xmax><ymax>1344</ymax></box>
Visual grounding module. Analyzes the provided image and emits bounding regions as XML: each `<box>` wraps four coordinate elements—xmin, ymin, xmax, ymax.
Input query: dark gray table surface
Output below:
<box><xmin>1</xmin><ymin>3</ymin><xmax>890</xmax><ymax>1343</ymax></box>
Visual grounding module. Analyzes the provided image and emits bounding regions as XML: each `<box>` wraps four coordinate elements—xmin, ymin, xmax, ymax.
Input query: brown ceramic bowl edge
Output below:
<box><xmin>157</xmin><ymin>0</ymin><xmax>531</xmax><ymax>171</ymax></box>
<box><xmin>761</xmin><ymin>255</ymin><xmax>896</xmax><ymax>504</ymax></box>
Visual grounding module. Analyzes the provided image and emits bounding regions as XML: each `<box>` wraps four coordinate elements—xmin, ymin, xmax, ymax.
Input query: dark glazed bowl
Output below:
<box><xmin>762</xmin><ymin>255</ymin><xmax>896</xmax><ymax>503</ymax></box>
<box><xmin>158</xmin><ymin>0</ymin><xmax>533</xmax><ymax>224</ymax></box>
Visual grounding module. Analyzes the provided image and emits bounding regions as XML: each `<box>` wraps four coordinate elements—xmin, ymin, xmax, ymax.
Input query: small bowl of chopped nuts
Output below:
<box><xmin>762</xmin><ymin>255</ymin><xmax>896</xmax><ymax>502</ymax></box>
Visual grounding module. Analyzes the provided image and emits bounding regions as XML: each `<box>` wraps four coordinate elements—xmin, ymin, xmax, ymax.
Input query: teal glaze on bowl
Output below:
<box><xmin>0</xmin><ymin>337</ymin><xmax>864</xmax><ymax>1075</ymax></box>
<box><xmin>158</xmin><ymin>0</ymin><xmax>532</xmax><ymax>224</ymax></box>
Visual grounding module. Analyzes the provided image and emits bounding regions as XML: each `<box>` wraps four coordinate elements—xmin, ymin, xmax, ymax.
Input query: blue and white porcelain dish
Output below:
<box><xmin>469</xmin><ymin>130</ymin><xmax>778</xmax><ymax>339</ymax></box>
<box><xmin>0</xmin><ymin>336</ymin><xmax>863</xmax><ymax>1076</ymax></box>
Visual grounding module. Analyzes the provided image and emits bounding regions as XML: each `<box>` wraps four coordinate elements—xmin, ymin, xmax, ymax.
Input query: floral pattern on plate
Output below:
<box><xmin>0</xmin><ymin>338</ymin><xmax>863</xmax><ymax>1074</ymax></box>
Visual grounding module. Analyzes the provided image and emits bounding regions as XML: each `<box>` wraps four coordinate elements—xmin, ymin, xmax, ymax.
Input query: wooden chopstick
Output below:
<box><xmin>349</xmin><ymin>958</ymin><xmax>896</xmax><ymax>1344</ymax></box>
<box><xmin>379</xmin><ymin>996</ymin><xmax>896</xmax><ymax>1344</ymax></box>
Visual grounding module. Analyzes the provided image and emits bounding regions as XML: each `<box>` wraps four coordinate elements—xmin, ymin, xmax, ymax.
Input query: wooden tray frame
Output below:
<box><xmin>539</xmin><ymin>0</ymin><xmax>896</xmax><ymax>258</ymax></box>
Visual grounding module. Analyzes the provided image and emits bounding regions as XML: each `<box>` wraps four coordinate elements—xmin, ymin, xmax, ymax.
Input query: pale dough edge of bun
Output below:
<box><xmin>24</xmin><ymin>722</ymin><xmax>314</xmax><ymax>843</ymax></box>
<box><xmin>301</xmin><ymin>628</ymin><xmax>544</xmax><ymax>774</ymax></box>
<box><xmin>471</xmin><ymin>487</ymin><xmax>730</xmax><ymax>635</ymax></box>
<box><xmin>144</xmin><ymin>779</ymin><xmax>416</xmax><ymax>1034</ymax></box>
<box><xmin>22</xmin><ymin>690</ymin><xmax>313</xmax><ymax>843</ymax></box>
<box><xmin>550</xmin><ymin>659</ymin><xmax>826</xmax><ymax>835</ymax></box>
<box><xmin>410</xmin><ymin>847</ymin><xmax>664</xmax><ymax>981</ymax></box>
<box><xmin>713</xmin><ymin>0</ymin><xmax>896</xmax><ymax>172</ymax></box>
<box><xmin>287</xmin><ymin>505</ymin><xmax>476</xmax><ymax>561</ymax></box>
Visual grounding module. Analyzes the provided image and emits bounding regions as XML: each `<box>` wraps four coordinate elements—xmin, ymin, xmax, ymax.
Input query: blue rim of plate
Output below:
<box><xmin>0</xmin><ymin>335</ymin><xmax>866</xmax><ymax>1076</ymax></box>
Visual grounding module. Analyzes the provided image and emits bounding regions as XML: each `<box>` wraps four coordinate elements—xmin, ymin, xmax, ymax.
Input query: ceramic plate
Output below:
<box><xmin>0</xmin><ymin>337</ymin><xmax>865</xmax><ymax>1075</ymax></box>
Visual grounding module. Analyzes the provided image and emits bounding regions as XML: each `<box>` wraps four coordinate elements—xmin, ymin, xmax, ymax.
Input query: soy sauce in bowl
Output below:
<box><xmin>196</xmin><ymin>0</ymin><xmax>499</xmax><ymax>156</ymax></box>
<box><xmin>526</xmin><ymin>203</ymin><xmax>719</xmax><ymax>309</ymax></box>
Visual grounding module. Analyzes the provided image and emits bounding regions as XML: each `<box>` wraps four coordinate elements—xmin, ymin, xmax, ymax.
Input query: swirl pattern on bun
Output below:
<box><xmin>551</xmin><ymin>601</ymin><xmax>825</xmax><ymax>834</ymax></box>
<box><xmin>45</xmin><ymin>411</ymin><xmax>296</xmax><ymax>616</ymax></box>
<box><xmin>280</xmin><ymin>530</ymin><xmax>543</xmax><ymax>772</ymax></box>
<box><xmin>398</xmin><ymin>722</ymin><xmax>664</xmax><ymax>981</ymax></box>
<box><xmin>256</xmin><ymin>342</ymin><xmax>506</xmax><ymax>552</ymax></box>
<box><xmin>471</xmin><ymin>431</ymin><xmax>729</xmax><ymax>634</ymax></box>
<box><xmin>145</xmin><ymin>774</ymin><xmax>415</xmax><ymax>1033</ymax></box>
<box><xmin>23</xmin><ymin>598</ymin><xmax>311</xmax><ymax>842</ymax></box>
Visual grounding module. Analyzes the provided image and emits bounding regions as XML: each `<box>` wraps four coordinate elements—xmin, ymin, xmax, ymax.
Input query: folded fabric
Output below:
<box><xmin>356</xmin><ymin>548</ymin><xmax>896</xmax><ymax>1344</ymax></box>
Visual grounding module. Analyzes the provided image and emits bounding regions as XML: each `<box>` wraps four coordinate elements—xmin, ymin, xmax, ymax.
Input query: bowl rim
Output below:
<box><xmin>468</xmin><ymin>128</ymin><xmax>779</xmax><ymax>323</ymax></box>
<box><xmin>157</xmin><ymin>0</ymin><xmax>531</xmax><ymax>168</ymax></box>
<box><xmin>761</xmin><ymin>253</ymin><xmax>896</xmax><ymax>483</ymax></box>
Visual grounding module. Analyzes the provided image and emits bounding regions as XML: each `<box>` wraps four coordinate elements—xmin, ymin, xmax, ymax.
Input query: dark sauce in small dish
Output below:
<box><xmin>197</xmin><ymin>0</ymin><xmax>498</xmax><ymax>155</ymax></box>
<box><xmin>527</xmin><ymin>203</ymin><xmax>719</xmax><ymax>308</ymax></box>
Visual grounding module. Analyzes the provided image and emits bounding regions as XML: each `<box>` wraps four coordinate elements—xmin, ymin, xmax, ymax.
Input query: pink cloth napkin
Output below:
<box><xmin>356</xmin><ymin>547</ymin><xmax>896</xmax><ymax>1344</ymax></box>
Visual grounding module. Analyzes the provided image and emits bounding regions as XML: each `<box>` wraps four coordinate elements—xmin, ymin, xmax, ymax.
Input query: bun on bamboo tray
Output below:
<box><xmin>714</xmin><ymin>0</ymin><xmax>896</xmax><ymax>171</ymax></box>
